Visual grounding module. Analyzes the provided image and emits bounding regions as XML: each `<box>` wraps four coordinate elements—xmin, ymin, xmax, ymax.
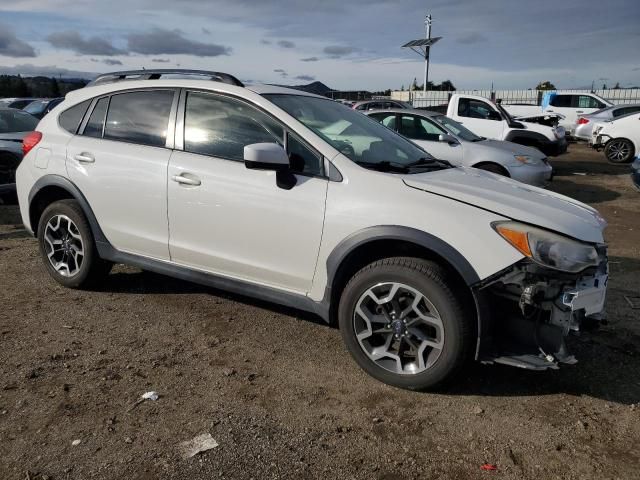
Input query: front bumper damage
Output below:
<box><xmin>475</xmin><ymin>246</ymin><xmax>608</xmax><ymax>370</ymax></box>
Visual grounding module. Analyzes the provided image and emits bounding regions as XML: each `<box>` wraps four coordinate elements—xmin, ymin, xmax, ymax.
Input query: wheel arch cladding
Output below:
<box><xmin>325</xmin><ymin>226</ymin><xmax>481</xmax><ymax>324</ymax></box>
<box><xmin>28</xmin><ymin>175</ymin><xmax>107</xmax><ymax>244</ymax></box>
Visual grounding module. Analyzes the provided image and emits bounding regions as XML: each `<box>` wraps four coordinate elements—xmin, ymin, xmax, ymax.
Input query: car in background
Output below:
<box><xmin>573</xmin><ymin>104</ymin><xmax>640</xmax><ymax>141</ymax></box>
<box><xmin>366</xmin><ymin>109</ymin><xmax>553</xmax><ymax>187</ymax></box>
<box><xmin>0</xmin><ymin>108</ymin><xmax>39</xmax><ymax>201</ymax></box>
<box><xmin>503</xmin><ymin>92</ymin><xmax>612</xmax><ymax>132</ymax></box>
<box><xmin>0</xmin><ymin>98</ymin><xmax>39</xmax><ymax>110</ymax></box>
<box><xmin>631</xmin><ymin>158</ymin><xmax>640</xmax><ymax>191</ymax></box>
<box><xmin>23</xmin><ymin>98</ymin><xmax>64</xmax><ymax>119</ymax></box>
<box><xmin>445</xmin><ymin>93</ymin><xmax>567</xmax><ymax>156</ymax></box>
<box><xmin>353</xmin><ymin>99</ymin><xmax>412</xmax><ymax>111</ymax></box>
<box><xmin>591</xmin><ymin>112</ymin><xmax>640</xmax><ymax>164</ymax></box>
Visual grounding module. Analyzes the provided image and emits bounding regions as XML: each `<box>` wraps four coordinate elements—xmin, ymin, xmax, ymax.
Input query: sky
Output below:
<box><xmin>0</xmin><ymin>0</ymin><xmax>639</xmax><ymax>91</ymax></box>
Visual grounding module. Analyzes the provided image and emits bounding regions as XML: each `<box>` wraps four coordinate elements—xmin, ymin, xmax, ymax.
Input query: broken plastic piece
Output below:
<box><xmin>178</xmin><ymin>433</ymin><xmax>219</xmax><ymax>459</ymax></box>
<box><xmin>480</xmin><ymin>464</ymin><xmax>497</xmax><ymax>471</ymax></box>
<box><xmin>142</xmin><ymin>391</ymin><xmax>159</xmax><ymax>401</ymax></box>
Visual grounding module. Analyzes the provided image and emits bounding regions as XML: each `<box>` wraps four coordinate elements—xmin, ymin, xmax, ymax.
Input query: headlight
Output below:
<box><xmin>493</xmin><ymin>221</ymin><xmax>599</xmax><ymax>273</ymax></box>
<box><xmin>510</xmin><ymin>155</ymin><xmax>539</xmax><ymax>166</ymax></box>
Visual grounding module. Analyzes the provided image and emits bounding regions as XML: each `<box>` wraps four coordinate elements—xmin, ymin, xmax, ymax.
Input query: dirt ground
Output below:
<box><xmin>1</xmin><ymin>143</ymin><xmax>639</xmax><ymax>480</ymax></box>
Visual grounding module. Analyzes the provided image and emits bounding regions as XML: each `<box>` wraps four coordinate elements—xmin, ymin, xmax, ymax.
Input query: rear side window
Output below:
<box><xmin>59</xmin><ymin>100</ymin><xmax>91</xmax><ymax>134</ymax></box>
<box><xmin>104</xmin><ymin>90</ymin><xmax>174</xmax><ymax>147</ymax></box>
<box><xmin>184</xmin><ymin>91</ymin><xmax>283</xmax><ymax>160</ymax></box>
<box><xmin>613</xmin><ymin>106</ymin><xmax>640</xmax><ymax>118</ymax></box>
<box><xmin>577</xmin><ymin>95</ymin><xmax>604</xmax><ymax>109</ymax></box>
<box><xmin>550</xmin><ymin>95</ymin><xmax>571</xmax><ymax>107</ymax></box>
<box><xmin>83</xmin><ymin>97</ymin><xmax>109</xmax><ymax>138</ymax></box>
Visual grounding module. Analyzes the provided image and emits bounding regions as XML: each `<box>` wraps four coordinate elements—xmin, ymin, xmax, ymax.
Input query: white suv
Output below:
<box><xmin>17</xmin><ymin>70</ymin><xmax>609</xmax><ymax>390</ymax></box>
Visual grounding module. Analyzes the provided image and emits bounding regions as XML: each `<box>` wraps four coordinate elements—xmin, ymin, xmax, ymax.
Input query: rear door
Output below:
<box><xmin>66</xmin><ymin>89</ymin><xmax>177</xmax><ymax>259</ymax></box>
<box><xmin>167</xmin><ymin>90</ymin><xmax>327</xmax><ymax>293</ymax></box>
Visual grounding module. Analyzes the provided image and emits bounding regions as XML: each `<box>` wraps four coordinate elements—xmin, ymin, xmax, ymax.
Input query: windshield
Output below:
<box><xmin>23</xmin><ymin>101</ymin><xmax>47</xmax><ymax>115</ymax></box>
<box><xmin>0</xmin><ymin>110</ymin><xmax>38</xmax><ymax>133</ymax></box>
<box><xmin>265</xmin><ymin>94</ymin><xmax>449</xmax><ymax>173</ymax></box>
<box><xmin>432</xmin><ymin>115</ymin><xmax>483</xmax><ymax>142</ymax></box>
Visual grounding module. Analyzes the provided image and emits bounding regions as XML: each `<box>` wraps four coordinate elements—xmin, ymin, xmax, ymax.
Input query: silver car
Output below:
<box><xmin>573</xmin><ymin>104</ymin><xmax>640</xmax><ymax>141</ymax></box>
<box><xmin>353</xmin><ymin>99</ymin><xmax>412</xmax><ymax>111</ymax></box>
<box><xmin>366</xmin><ymin>108</ymin><xmax>553</xmax><ymax>187</ymax></box>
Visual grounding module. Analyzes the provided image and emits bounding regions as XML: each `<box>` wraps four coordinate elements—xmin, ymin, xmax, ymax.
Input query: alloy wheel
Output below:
<box><xmin>607</xmin><ymin>140</ymin><xmax>631</xmax><ymax>163</ymax></box>
<box><xmin>353</xmin><ymin>282</ymin><xmax>444</xmax><ymax>375</ymax></box>
<box><xmin>43</xmin><ymin>214</ymin><xmax>85</xmax><ymax>277</ymax></box>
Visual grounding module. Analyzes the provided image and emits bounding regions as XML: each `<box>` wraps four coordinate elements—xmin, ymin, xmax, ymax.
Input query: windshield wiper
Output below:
<box><xmin>356</xmin><ymin>160</ymin><xmax>409</xmax><ymax>173</ymax></box>
<box><xmin>406</xmin><ymin>157</ymin><xmax>452</xmax><ymax>169</ymax></box>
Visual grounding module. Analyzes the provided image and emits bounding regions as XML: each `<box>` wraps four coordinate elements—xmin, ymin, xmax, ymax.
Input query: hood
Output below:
<box><xmin>473</xmin><ymin>138</ymin><xmax>546</xmax><ymax>158</ymax></box>
<box><xmin>403</xmin><ymin>167</ymin><xmax>606</xmax><ymax>244</ymax></box>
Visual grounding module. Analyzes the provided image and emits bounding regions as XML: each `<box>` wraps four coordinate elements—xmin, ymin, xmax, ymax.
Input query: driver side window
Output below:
<box><xmin>184</xmin><ymin>92</ymin><xmax>283</xmax><ymax>160</ymax></box>
<box><xmin>458</xmin><ymin>98</ymin><xmax>496</xmax><ymax>120</ymax></box>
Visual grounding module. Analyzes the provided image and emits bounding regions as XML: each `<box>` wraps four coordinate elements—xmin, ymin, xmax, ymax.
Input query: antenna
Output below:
<box><xmin>402</xmin><ymin>14</ymin><xmax>441</xmax><ymax>94</ymax></box>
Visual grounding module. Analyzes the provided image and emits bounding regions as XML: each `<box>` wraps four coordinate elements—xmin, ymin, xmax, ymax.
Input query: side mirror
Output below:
<box><xmin>244</xmin><ymin>143</ymin><xmax>290</xmax><ymax>171</ymax></box>
<box><xmin>439</xmin><ymin>133</ymin><xmax>459</xmax><ymax>144</ymax></box>
<box><xmin>244</xmin><ymin>142</ymin><xmax>297</xmax><ymax>190</ymax></box>
<box><xmin>487</xmin><ymin>110</ymin><xmax>502</xmax><ymax>121</ymax></box>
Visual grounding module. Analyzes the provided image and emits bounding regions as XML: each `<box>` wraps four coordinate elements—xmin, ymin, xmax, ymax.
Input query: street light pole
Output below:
<box><xmin>424</xmin><ymin>14</ymin><xmax>431</xmax><ymax>94</ymax></box>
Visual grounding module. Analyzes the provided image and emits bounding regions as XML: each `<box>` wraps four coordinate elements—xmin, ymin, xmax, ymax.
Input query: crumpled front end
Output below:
<box><xmin>475</xmin><ymin>245</ymin><xmax>608</xmax><ymax>370</ymax></box>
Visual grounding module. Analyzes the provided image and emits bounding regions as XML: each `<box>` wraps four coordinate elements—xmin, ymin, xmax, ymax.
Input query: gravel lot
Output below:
<box><xmin>1</xmin><ymin>143</ymin><xmax>639</xmax><ymax>480</ymax></box>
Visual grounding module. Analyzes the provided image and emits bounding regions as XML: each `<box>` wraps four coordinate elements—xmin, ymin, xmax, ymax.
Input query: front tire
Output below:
<box><xmin>37</xmin><ymin>199</ymin><xmax>111</xmax><ymax>289</ymax></box>
<box><xmin>338</xmin><ymin>257</ymin><xmax>473</xmax><ymax>391</ymax></box>
<box><xmin>605</xmin><ymin>138</ymin><xmax>634</xmax><ymax>164</ymax></box>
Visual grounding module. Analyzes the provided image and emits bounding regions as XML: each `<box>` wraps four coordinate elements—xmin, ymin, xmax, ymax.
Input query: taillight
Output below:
<box><xmin>22</xmin><ymin>131</ymin><xmax>42</xmax><ymax>156</ymax></box>
<box><xmin>577</xmin><ymin>117</ymin><xmax>589</xmax><ymax>125</ymax></box>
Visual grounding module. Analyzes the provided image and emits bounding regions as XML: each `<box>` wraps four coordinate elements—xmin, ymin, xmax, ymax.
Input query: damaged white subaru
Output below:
<box><xmin>16</xmin><ymin>70</ymin><xmax>608</xmax><ymax>390</ymax></box>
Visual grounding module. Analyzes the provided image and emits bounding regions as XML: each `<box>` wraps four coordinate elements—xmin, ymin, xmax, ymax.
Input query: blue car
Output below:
<box><xmin>632</xmin><ymin>158</ymin><xmax>640</xmax><ymax>191</ymax></box>
<box><xmin>0</xmin><ymin>108</ymin><xmax>39</xmax><ymax>201</ymax></box>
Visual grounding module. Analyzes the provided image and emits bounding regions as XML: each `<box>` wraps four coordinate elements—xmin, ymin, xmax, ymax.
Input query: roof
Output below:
<box><xmin>66</xmin><ymin>78</ymin><xmax>324</xmax><ymax>105</ymax></box>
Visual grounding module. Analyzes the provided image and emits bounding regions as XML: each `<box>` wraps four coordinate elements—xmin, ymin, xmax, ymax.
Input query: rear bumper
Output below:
<box><xmin>0</xmin><ymin>182</ymin><xmax>16</xmax><ymax>195</ymax></box>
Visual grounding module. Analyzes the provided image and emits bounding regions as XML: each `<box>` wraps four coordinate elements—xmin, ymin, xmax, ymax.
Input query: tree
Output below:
<box><xmin>613</xmin><ymin>82</ymin><xmax>621</xmax><ymax>90</ymax></box>
<box><xmin>536</xmin><ymin>81</ymin><xmax>556</xmax><ymax>90</ymax></box>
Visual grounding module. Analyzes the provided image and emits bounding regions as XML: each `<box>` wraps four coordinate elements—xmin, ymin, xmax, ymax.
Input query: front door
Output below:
<box><xmin>167</xmin><ymin>91</ymin><xmax>327</xmax><ymax>293</ymax></box>
<box><xmin>66</xmin><ymin>89</ymin><xmax>176</xmax><ymax>259</ymax></box>
<box><xmin>454</xmin><ymin>97</ymin><xmax>505</xmax><ymax>140</ymax></box>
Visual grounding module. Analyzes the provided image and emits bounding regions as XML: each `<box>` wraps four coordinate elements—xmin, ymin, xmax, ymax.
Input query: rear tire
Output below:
<box><xmin>37</xmin><ymin>199</ymin><xmax>112</xmax><ymax>289</ymax></box>
<box><xmin>338</xmin><ymin>257</ymin><xmax>474</xmax><ymax>391</ymax></box>
<box><xmin>604</xmin><ymin>138</ymin><xmax>634</xmax><ymax>164</ymax></box>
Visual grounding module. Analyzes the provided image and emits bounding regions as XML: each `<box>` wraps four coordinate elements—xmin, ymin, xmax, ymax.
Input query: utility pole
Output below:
<box><xmin>424</xmin><ymin>15</ymin><xmax>432</xmax><ymax>94</ymax></box>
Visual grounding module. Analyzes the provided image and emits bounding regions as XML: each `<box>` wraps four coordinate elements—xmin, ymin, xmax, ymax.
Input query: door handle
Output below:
<box><xmin>74</xmin><ymin>152</ymin><xmax>95</xmax><ymax>163</ymax></box>
<box><xmin>172</xmin><ymin>174</ymin><xmax>201</xmax><ymax>186</ymax></box>
<box><xmin>547</xmin><ymin>109</ymin><xmax>554</xmax><ymax>112</ymax></box>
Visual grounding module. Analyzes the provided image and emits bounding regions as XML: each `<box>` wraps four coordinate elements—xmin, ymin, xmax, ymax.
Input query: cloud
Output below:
<box><xmin>260</xmin><ymin>39</ymin><xmax>271</xmax><ymax>45</ymax></box>
<box><xmin>127</xmin><ymin>28</ymin><xmax>231</xmax><ymax>57</ymax></box>
<box><xmin>300</xmin><ymin>57</ymin><xmax>319</xmax><ymax>62</ymax></box>
<box><xmin>277</xmin><ymin>40</ymin><xmax>296</xmax><ymax>48</ymax></box>
<box><xmin>202</xmin><ymin>27</ymin><xmax>211</xmax><ymax>35</ymax></box>
<box><xmin>0</xmin><ymin>63</ymin><xmax>94</xmax><ymax>78</ymax></box>
<box><xmin>323</xmin><ymin>45</ymin><xmax>357</xmax><ymax>58</ymax></box>
<box><xmin>152</xmin><ymin>58</ymin><xmax>171</xmax><ymax>63</ymax></box>
<box><xmin>274</xmin><ymin>68</ymin><xmax>287</xmax><ymax>77</ymax></box>
<box><xmin>456</xmin><ymin>32</ymin><xmax>488</xmax><ymax>44</ymax></box>
<box><xmin>295</xmin><ymin>75</ymin><xmax>315</xmax><ymax>81</ymax></box>
<box><xmin>47</xmin><ymin>30</ymin><xmax>124</xmax><ymax>56</ymax></box>
<box><xmin>0</xmin><ymin>25</ymin><xmax>36</xmax><ymax>58</ymax></box>
<box><xmin>90</xmin><ymin>58</ymin><xmax>123</xmax><ymax>65</ymax></box>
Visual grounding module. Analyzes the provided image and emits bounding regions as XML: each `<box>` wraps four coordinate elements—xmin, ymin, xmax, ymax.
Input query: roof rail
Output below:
<box><xmin>87</xmin><ymin>69</ymin><xmax>244</xmax><ymax>87</ymax></box>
